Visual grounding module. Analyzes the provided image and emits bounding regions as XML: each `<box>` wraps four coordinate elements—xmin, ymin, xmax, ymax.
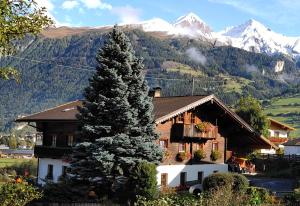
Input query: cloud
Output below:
<box><xmin>36</xmin><ymin>0</ymin><xmax>60</xmax><ymax>25</ymax></box>
<box><xmin>186</xmin><ymin>47</ymin><xmax>207</xmax><ymax>65</ymax></box>
<box><xmin>244</xmin><ymin>64</ymin><xmax>259</xmax><ymax>73</ymax></box>
<box><xmin>207</xmin><ymin>0</ymin><xmax>300</xmax><ymax>27</ymax></box>
<box><xmin>80</xmin><ymin>0</ymin><xmax>112</xmax><ymax>10</ymax></box>
<box><xmin>36</xmin><ymin>0</ymin><xmax>55</xmax><ymax>11</ymax></box>
<box><xmin>62</xmin><ymin>1</ymin><xmax>79</xmax><ymax>10</ymax></box>
<box><xmin>111</xmin><ymin>6</ymin><xmax>141</xmax><ymax>24</ymax></box>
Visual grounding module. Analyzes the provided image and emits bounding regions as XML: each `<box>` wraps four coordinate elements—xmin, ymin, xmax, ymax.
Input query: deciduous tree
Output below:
<box><xmin>0</xmin><ymin>0</ymin><xmax>52</xmax><ymax>81</ymax></box>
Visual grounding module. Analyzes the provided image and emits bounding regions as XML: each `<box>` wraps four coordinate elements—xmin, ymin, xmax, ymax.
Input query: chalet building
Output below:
<box><xmin>16</xmin><ymin>93</ymin><xmax>276</xmax><ymax>187</ymax></box>
<box><xmin>261</xmin><ymin>118</ymin><xmax>296</xmax><ymax>154</ymax></box>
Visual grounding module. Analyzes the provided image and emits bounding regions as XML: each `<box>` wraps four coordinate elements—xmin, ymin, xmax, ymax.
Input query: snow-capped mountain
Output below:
<box><xmin>173</xmin><ymin>12</ymin><xmax>212</xmax><ymax>38</ymax></box>
<box><xmin>218</xmin><ymin>19</ymin><xmax>300</xmax><ymax>57</ymax></box>
<box><xmin>93</xmin><ymin>13</ymin><xmax>300</xmax><ymax>58</ymax></box>
<box><xmin>122</xmin><ymin>12</ymin><xmax>213</xmax><ymax>39</ymax></box>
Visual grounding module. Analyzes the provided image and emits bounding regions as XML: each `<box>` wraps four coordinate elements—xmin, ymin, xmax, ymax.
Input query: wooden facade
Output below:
<box><xmin>157</xmin><ymin>110</ymin><xmax>225</xmax><ymax>165</ymax></box>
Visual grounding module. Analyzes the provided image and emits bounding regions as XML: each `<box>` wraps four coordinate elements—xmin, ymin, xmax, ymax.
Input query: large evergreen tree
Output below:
<box><xmin>70</xmin><ymin>26</ymin><xmax>162</xmax><ymax>196</ymax></box>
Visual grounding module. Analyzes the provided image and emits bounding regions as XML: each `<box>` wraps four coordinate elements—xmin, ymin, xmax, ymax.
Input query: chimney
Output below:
<box><xmin>149</xmin><ymin>87</ymin><xmax>161</xmax><ymax>98</ymax></box>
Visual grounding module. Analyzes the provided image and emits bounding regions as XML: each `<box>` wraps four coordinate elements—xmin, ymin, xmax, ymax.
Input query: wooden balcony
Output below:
<box><xmin>34</xmin><ymin>145</ymin><xmax>72</xmax><ymax>158</ymax></box>
<box><xmin>171</xmin><ymin>123</ymin><xmax>218</xmax><ymax>140</ymax></box>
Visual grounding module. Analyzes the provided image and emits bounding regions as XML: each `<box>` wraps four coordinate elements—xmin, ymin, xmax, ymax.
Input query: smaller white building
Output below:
<box><xmin>260</xmin><ymin>118</ymin><xmax>295</xmax><ymax>154</ymax></box>
<box><xmin>284</xmin><ymin>138</ymin><xmax>300</xmax><ymax>155</ymax></box>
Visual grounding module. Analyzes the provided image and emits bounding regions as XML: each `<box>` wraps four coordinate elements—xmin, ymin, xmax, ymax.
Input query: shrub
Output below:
<box><xmin>200</xmin><ymin>185</ymin><xmax>249</xmax><ymax>206</ymax></box>
<box><xmin>210</xmin><ymin>150</ymin><xmax>221</xmax><ymax>161</ymax></box>
<box><xmin>0</xmin><ymin>182</ymin><xmax>42</xmax><ymax>206</ymax></box>
<box><xmin>232</xmin><ymin>173</ymin><xmax>249</xmax><ymax>193</ymax></box>
<box><xmin>128</xmin><ymin>161</ymin><xmax>158</xmax><ymax>200</ymax></box>
<box><xmin>135</xmin><ymin>192</ymin><xmax>198</xmax><ymax>206</ymax></box>
<box><xmin>9</xmin><ymin>159</ymin><xmax>38</xmax><ymax>176</ymax></box>
<box><xmin>42</xmin><ymin>182</ymin><xmax>90</xmax><ymax>202</ymax></box>
<box><xmin>194</xmin><ymin>149</ymin><xmax>206</xmax><ymax>161</ymax></box>
<box><xmin>246</xmin><ymin>186</ymin><xmax>271</xmax><ymax>205</ymax></box>
<box><xmin>176</xmin><ymin>152</ymin><xmax>186</xmax><ymax>162</ymax></box>
<box><xmin>202</xmin><ymin>173</ymin><xmax>234</xmax><ymax>191</ymax></box>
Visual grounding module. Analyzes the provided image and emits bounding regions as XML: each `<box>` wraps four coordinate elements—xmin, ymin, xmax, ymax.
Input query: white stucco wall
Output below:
<box><xmin>268</xmin><ymin>129</ymin><xmax>288</xmax><ymax>138</ymax></box>
<box><xmin>284</xmin><ymin>146</ymin><xmax>300</xmax><ymax>155</ymax></box>
<box><xmin>260</xmin><ymin>149</ymin><xmax>276</xmax><ymax>154</ymax></box>
<box><xmin>38</xmin><ymin>158</ymin><xmax>69</xmax><ymax>185</ymax></box>
<box><xmin>38</xmin><ymin>159</ymin><xmax>228</xmax><ymax>187</ymax></box>
<box><xmin>157</xmin><ymin>164</ymin><xmax>228</xmax><ymax>187</ymax></box>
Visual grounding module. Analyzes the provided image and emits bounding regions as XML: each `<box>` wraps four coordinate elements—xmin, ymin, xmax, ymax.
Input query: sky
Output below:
<box><xmin>38</xmin><ymin>0</ymin><xmax>300</xmax><ymax>36</ymax></box>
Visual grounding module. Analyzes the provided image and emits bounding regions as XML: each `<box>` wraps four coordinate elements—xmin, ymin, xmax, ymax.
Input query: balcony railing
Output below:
<box><xmin>34</xmin><ymin>145</ymin><xmax>72</xmax><ymax>158</ymax></box>
<box><xmin>172</xmin><ymin>123</ymin><xmax>218</xmax><ymax>139</ymax></box>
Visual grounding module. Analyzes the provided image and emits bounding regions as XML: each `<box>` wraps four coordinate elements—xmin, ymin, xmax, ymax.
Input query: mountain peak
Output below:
<box><xmin>244</xmin><ymin>19</ymin><xmax>267</xmax><ymax>29</ymax></box>
<box><xmin>175</xmin><ymin>12</ymin><xmax>205</xmax><ymax>25</ymax></box>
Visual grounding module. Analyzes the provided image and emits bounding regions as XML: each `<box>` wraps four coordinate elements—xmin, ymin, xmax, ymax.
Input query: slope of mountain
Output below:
<box><xmin>0</xmin><ymin>29</ymin><xmax>299</xmax><ymax>132</ymax></box>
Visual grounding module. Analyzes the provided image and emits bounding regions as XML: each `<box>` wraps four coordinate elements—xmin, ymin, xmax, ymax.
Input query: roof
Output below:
<box><xmin>284</xmin><ymin>138</ymin><xmax>300</xmax><ymax>146</ymax></box>
<box><xmin>268</xmin><ymin>118</ymin><xmax>296</xmax><ymax>131</ymax></box>
<box><xmin>16</xmin><ymin>100</ymin><xmax>83</xmax><ymax>122</ymax></box>
<box><xmin>16</xmin><ymin>96</ymin><xmax>209</xmax><ymax>122</ymax></box>
<box><xmin>0</xmin><ymin>149</ymin><xmax>34</xmax><ymax>155</ymax></box>
<box><xmin>16</xmin><ymin>95</ymin><xmax>278</xmax><ymax>149</ymax></box>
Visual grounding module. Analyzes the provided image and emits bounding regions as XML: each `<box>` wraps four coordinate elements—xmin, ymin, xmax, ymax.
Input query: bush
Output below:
<box><xmin>202</xmin><ymin>173</ymin><xmax>234</xmax><ymax>191</ymax></box>
<box><xmin>200</xmin><ymin>185</ymin><xmax>249</xmax><ymax>206</ymax></box>
<box><xmin>0</xmin><ymin>182</ymin><xmax>42</xmax><ymax>206</ymax></box>
<box><xmin>232</xmin><ymin>173</ymin><xmax>249</xmax><ymax>193</ymax></box>
<box><xmin>135</xmin><ymin>192</ymin><xmax>198</xmax><ymax>206</ymax></box>
<box><xmin>194</xmin><ymin>149</ymin><xmax>206</xmax><ymax>161</ymax></box>
<box><xmin>128</xmin><ymin>161</ymin><xmax>158</xmax><ymax>200</ymax></box>
<box><xmin>246</xmin><ymin>186</ymin><xmax>271</xmax><ymax>205</ymax></box>
<box><xmin>176</xmin><ymin>152</ymin><xmax>186</xmax><ymax>162</ymax></box>
<box><xmin>210</xmin><ymin>150</ymin><xmax>221</xmax><ymax>161</ymax></box>
<box><xmin>42</xmin><ymin>182</ymin><xmax>90</xmax><ymax>202</ymax></box>
<box><xmin>9</xmin><ymin>159</ymin><xmax>38</xmax><ymax>176</ymax></box>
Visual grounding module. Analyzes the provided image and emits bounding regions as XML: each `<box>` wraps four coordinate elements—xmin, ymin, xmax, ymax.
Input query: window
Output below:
<box><xmin>191</xmin><ymin>113</ymin><xmax>196</xmax><ymax>123</ymax></box>
<box><xmin>198</xmin><ymin>171</ymin><xmax>203</xmax><ymax>184</ymax></box>
<box><xmin>196</xmin><ymin>143</ymin><xmax>204</xmax><ymax>150</ymax></box>
<box><xmin>62</xmin><ymin>166</ymin><xmax>67</xmax><ymax>177</ymax></box>
<box><xmin>67</xmin><ymin>135</ymin><xmax>74</xmax><ymax>146</ymax></box>
<box><xmin>47</xmin><ymin>164</ymin><xmax>53</xmax><ymax>180</ymax></box>
<box><xmin>51</xmin><ymin>135</ymin><xmax>57</xmax><ymax>147</ymax></box>
<box><xmin>212</xmin><ymin>142</ymin><xmax>218</xmax><ymax>151</ymax></box>
<box><xmin>180</xmin><ymin>172</ymin><xmax>187</xmax><ymax>186</ymax></box>
<box><xmin>159</xmin><ymin>140</ymin><xmax>168</xmax><ymax>149</ymax></box>
<box><xmin>161</xmin><ymin>173</ymin><xmax>168</xmax><ymax>187</ymax></box>
<box><xmin>275</xmin><ymin>131</ymin><xmax>280</xmax><ymax>137</ymax></box>
<box><xmin>178</xmin><ymin>143</ymin><xmax>185</xmax><ymax>152</ymax></box>
<box><xmin>178</xmin><ymin>114</ymin><xmax>184</xmax><ymax>122</ymax></box>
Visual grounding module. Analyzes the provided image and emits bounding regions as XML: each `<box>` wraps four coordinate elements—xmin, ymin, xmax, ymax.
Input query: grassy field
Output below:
<box><xmin>162</xmin><ymin>61</ymin><xmax>204</xmax><ymax>77</ymax></box>
<box><xmin>0</xmin><ymin>158</ymin><xmax>35</xmax><ymax>168</ymax></box>
<box><xmin>264</xmin><ymin>95</ymin><xmax>300</xmax><ymax>138</ymax></box>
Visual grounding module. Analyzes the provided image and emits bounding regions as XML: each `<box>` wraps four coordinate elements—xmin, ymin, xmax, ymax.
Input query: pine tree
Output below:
<box><xmin>70</xmin><ymin>26</ymin><xmax>162</xmax><ymax>196</ymax></box>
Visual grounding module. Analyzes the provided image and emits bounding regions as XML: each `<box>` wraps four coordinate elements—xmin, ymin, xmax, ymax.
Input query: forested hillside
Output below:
<box><xmin>0</xmin><ymin>28</ymin><xmax>299</xmax><ymax>131</ymax></box>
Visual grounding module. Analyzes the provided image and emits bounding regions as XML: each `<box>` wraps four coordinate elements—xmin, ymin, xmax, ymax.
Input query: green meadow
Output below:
<box><xmin>264</xmin><ymin>95</ymin><xmax>300</xmax><ymax>138</ymax></box>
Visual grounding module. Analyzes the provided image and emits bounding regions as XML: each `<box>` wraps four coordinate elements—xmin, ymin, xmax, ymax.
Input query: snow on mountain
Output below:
<box><xmin>93</xmin><ymin>13</ymin><xmax>300</xmax><ymax>57</ymax></box>
<box><xmin>218</xmin><ymin>19</ymin><xmax>300</xmax><ymax>57</ymax></box>
<box><xmin>120</xmin><ymin>12</ymin><xmax>213</xmax><ymax>39</ymax></box>
<box><xmin>173</xmin><ymin>12</ymin><xmax>212</xmax><ymax>38</ymax></box>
